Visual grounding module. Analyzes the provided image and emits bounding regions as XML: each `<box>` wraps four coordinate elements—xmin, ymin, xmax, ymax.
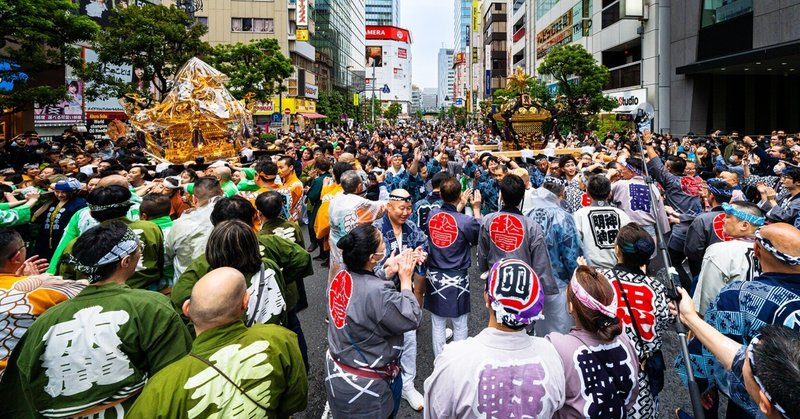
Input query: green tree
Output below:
<box><xmin>0</xmin><ymin>0</ymin><xmax>99</xmax><ymax>115</ymax></box>
<box><xmin>537</xmin><ymin>44</ymin><xmax>617</xmax><ymax>133</ymax></box>
<box><xmin>77</xmin><ymin>4</ymin><xmax>211</xmax><ymax>107</ymax></box>
<box><xmin>206</xmin><ymin>38</ymin><xmax>293</xmax><ymax>102</ymax></box>
<box><xmin>384</xmin><ymin>102</ymin><xmax>402</xmax><ymax>124</ymax></box>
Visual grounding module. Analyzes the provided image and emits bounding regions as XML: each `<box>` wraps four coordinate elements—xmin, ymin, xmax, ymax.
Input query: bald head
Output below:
<box><xmin>338</xmin><ymin>153</ymin><xmax>355</xmax><ymax>164</ymax></box>
<box><xmin>97</xmin><ymin>174</ymin><xmax>130</xmax><ymax>188</ymax></box>
<box><xmin>184</xmin><ymin>267</ymin><xmax>249</xmax><ymax>332</ymax></box>
<box><xmin>387</xmin><ymin>189</ymin><xmax>412</xmax><ymax>225</ymax></box>
<box><xmin>215</xmin><ymin>166</ymin><xmax>232</xmax><ymax>182</ymax></box>
<box><xmin>757</xmin><ymin>223</ymin><xmax>800</xmax><ymax>273</ymax></box>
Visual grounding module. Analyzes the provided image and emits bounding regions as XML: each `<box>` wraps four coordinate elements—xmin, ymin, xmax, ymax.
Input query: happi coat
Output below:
<box><xmin>423</xmin><ymin>328</ymin><xmax>566</xmax><ymax>419</ymax></box>
<box><xmin>0</xmin><ymin>283</ymin><xmax>192</xmax><ymax>418</ymax></box>
<box><xmin>478</xmin><ymin>207</ymin><xmax>559</xmax><ymax>296</ymax></box>
<box><xmin>325</xmin><ymin>269</ymin><xmax>421</xmax><ymax>418</ymax></box>
<box><xmin>425</xmin><ymin>202</ymin><xmax>480</xmax><ymax>318</ymax></box>
<box><xmin>548</xmin><ymin>328</ymin><xmax>640</xmax><ymax>419</ymax></box>
<box><xmin>126</xmin><ymin>321</ymin><xmax>307</xmax><ymax>419</ymax></box>
<box><xmin>676</xmin><ymin>272</ymin><xmax>800</xmax><ymax>417</ymax></box>
<box><xmin>599</xmin><ymin>266</ymin><xmax>671</xmax><ymax>419</ymax></box>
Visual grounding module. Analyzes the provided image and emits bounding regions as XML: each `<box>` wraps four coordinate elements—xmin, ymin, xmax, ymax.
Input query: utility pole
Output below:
<box><xmin>371</xmin><ymin>62</ymin><xmax>376</xmax><ymax>124</ymax></box>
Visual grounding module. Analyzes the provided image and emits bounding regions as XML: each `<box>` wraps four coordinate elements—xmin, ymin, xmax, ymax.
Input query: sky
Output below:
<box><xmin>401</xmin><ymin>0</ymin><xmax>454</xmax><ymax>90</ymax></box>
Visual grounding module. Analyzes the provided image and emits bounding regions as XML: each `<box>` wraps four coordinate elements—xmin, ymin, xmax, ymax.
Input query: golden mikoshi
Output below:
<box><xmin>127</xmin><ymin>57</ymin><xmax>253</xmax><ymax>163</ymax></box>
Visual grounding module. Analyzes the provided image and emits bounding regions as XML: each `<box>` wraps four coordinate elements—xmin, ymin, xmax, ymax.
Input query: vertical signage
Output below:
<box><xmin>472</xmin><ymin>0</ymin><xmax>479</xmax><ymax>32</ymax></box>
<box><xmin>296</xmin><ymin>0</ymin><xmax>308</xmax><ymax>26</ymax></box>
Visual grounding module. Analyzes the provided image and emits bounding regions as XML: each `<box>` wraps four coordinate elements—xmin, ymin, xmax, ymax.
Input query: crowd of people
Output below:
<box><xmin>0</xmin><ymin>123</ymin><xmax>799</xmax><ymax>418</ymax></box>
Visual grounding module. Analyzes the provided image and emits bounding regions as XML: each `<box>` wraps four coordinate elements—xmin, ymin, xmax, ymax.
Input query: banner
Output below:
<box><xmin>296</xmin><ymin>0</ymin><xmax>308</xmax><ymax>26</ymax></box>
<box><xmin>83</xmin><ymin>47</ymin><xmax>132</xmax><ymax>112</ymax></box>
<box><xmin>536</xmin><ymin>10</ymin><xmax>573</xmax><ymax>59</ymax></box>
<box><xmin>35</xmin><ymin>77</ymin><xmax>83</xmax><ymax>125</ymax></box>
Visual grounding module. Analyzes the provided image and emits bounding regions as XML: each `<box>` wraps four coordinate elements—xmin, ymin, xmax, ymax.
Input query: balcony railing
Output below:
<box><xmin>512</xmin><ymin>27</ymin><xmax>526</xmax><ymax>42</ymax></box>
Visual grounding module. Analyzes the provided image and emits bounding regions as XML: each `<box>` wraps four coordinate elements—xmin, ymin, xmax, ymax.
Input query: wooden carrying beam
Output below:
<box><xmin>491</xmin><ymin>148</ymin><xmax>582</xmax><ymax>158</ymax></box>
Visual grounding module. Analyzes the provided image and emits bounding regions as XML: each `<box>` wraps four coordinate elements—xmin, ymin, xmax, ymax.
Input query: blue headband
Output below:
<box><xmin>722</xmin><ymin>202</ymin><xmax>765</xmax><ymax>226</ymax></box>
<box><xmin>706</xmin><ymin>179</ymin><xmax>733</xmax><ymax>197</ymax></box>
<box><xmin>756</xmin><ymin>229</ymin><xmax>800</xmax><ymax>266</ymax></box>
<box><xmin>625</xmin><ymin>163</ymin><xmax>642</xmax><ymax>176</ymax></box>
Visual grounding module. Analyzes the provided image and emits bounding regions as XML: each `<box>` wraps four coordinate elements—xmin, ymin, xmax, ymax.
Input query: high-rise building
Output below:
<box><xmin>482</xmin><ymin>1</ymin><xmax>508</xmax><ymax>99</ymax></box>
<box><xmin>437</xmin><ymin>48</ymin><xmax>455</xmax><ymax>107</ymax></box>
<box><xmin>411</xmin><ymin>85</ymin><xmax>422</xmax><ymax>113</ymax></box>
<box><xmin>364</xmin><ymin>25</ymin><xmax>413</xmax><ymax>113</ymax></box>
<box><xmin>365</xmin><ymin>0</ymin><xmax>399</xmax><ymax>26</ymax></box>
<box><xmin>453</xmin><ymin>0</ymin><xmax>472</xmax><ymax>54</ymax></box>
<box><xmin>509</xmin><ymin>0</ymin><xmax>529</xmax><ymax>72</ymax></box>
<box><xmin>421</xmin><ymin>87</ymin><xmax>439</xmax><ymax>111</ymax></box>
<box><xmin>313</xmin><ymin>0</ymin><xmax>366</xmax><ymax>90</ymax></box>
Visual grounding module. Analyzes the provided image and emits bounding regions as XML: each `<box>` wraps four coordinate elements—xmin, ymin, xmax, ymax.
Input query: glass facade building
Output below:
<box><xmin>366</xmin><ymin>0</ymin><xmax>399</xmax><ymax>26</ymax></box>
<box><xmin>313</xmin><ymin>0</ymin><xmax>366</xmax><ymax>89</ymax></box>
<box><xmin>453</xmin><ymin>0</ymin><xmax>472</xmax><ymax>54</ymax></box>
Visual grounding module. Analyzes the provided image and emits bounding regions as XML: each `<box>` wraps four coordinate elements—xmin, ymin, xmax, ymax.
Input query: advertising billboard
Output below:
<box><xmin>366</xmin><ymin>46</ymin><xmax>383</xmax><ymax>67</ymax></box>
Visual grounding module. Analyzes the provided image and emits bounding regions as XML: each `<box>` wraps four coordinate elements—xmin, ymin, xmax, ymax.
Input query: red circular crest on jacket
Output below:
<box><xmin>713</xmin><ymin>213</ymin><xmax>733</xmax><ymax>242</ymax></box>
<box><xmin>328</xmin><ymin>270</ymin><xmax>353</xmax><ymax>329</ymax></box>
<box><xmin>489</xmin><ymin>214</ymin><xmax>525</xmax><ymax>252</ymax></box>
<box><xmin>429</xmin><ymin>212</ymin><xmax>459</xmax><ymax>248</ymax></box>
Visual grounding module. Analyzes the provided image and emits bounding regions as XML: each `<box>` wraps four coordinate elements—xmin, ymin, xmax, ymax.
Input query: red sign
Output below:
<box><xmin>328</xmin><ymin>270</ymin><xmax>353</xmax><ymax>329</ymax></box>
<box><xmin>284</xmin><ymin>108</ymin><xmax>291</xmax><ymax>115</ymax></box>
<box><xmin>489</xmin><ymin>214</ymin><xmax>525</xmax><ymax>252</ymax></box>
<box><xmin>429</xmin><ymin>212</ymin><xmax>459</xmax><ymax>248</ymax></box>
<box><xmin>398</xmin><ymin>48</ymin><xmax>407</xmax><ymax>59</ymax></box>
<box><xmin>366</xmin><ymin>25</ymin><xmax>411</xmax><ymax>43</ymax></box>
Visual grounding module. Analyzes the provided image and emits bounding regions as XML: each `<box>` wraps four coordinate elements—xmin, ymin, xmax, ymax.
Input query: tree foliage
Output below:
<box><xmin>384</xmin><ymin>102</ymin><xmax>402</xmax><ymax>123</ymax></box>
<box><xmin>537</xmin><ymin>44</ymin><xmax>617</xmax><ymax>132</ymax></box>
<box><xmin>76</xmin><ymin>4</ymin><xmax>211</xmax><ymax>107</ymax></box>
<box><xmin>206</xmin><ymin>38</ymin><xmax>293</xmax><ymax>103</ymax></box>
<box><xmin>316</xmin><ymin>89</ymin><xmax>357</xmax><ymax>125</ymax></box>
<box><xmin>0</xmin><ymin>0</ymin><xmax>99</xmax><ymax>114</ymax></box>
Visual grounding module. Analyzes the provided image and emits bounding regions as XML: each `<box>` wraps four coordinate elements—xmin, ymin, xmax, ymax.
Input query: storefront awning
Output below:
<box><xmin>300</xmin><ymin>112</ymin><xmax>327</xmax><ymax>119</ymax></box>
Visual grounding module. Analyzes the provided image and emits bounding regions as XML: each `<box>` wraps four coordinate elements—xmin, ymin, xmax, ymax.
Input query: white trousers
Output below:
<box><xmin>431</xmin><ymin>313</ymin><xmax>469</xmax><ymax>358</ymax></box>
<box><xmin>401</xmin><ymin>329</ymin><xmax>417</xmax><ymax>391</ymax></box>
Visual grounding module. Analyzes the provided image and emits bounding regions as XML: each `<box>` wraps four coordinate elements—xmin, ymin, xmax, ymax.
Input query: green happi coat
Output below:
<box><xmin>0</xmin><ymin>283</ymin><xmax>192</xmax><ymax>418</ymax></box>
<box><xmin>126</xmin><ymin>321</ymin><xmax>308</xmax><ymax>419</ymax></box>
<box><xmin>172</xmin><ymin>233</ymin><xmax>312</xmax><ymax>318</ymax></box>
<box><xmin>260</xmin><ymin>218</ymin><xmax>306</xmax><ymax>248</ymax></box>
<box><xmin>57</xmin><ymin>218</ymin><xmax>165</xmax><ymax>290</ymax></box>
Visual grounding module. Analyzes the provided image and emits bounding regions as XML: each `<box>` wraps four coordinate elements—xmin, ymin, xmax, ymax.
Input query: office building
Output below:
<box><xmin>365</xmin><ymin>25</ymin><xmax>413</xmax><ymax>113</ymax></box>
<box><xmin>533</xmin><ymin>0</ymin><xmax>660</xmax><ymax>130</ymax></box>
<box><xmin>438</xmin><ymin>48</ymin><xmax>455</xmax><ymax>107</ymax></box>
<box><xmin>313</xmin><ymin>0</ymin><xmax>366</xmax><ymax>90</ymax></box>
<box><xmin>411</xmin><ymin>85</ymin><xmax>422</xmax><ymax>113</ymax></box>
<box><xmin>421</xmin><ymin>88</ymin><xmax>439</xmax><ymax>111</ymax></box>
<box><xmin>482</xmin><ymin>1</ymin><xmax>508</xmax><ymax>99</ymax></box>
<box><xmin>510</xmin><ymin>0</ymin><xmax>530</xmax><ymax>72</ymax></box>
<box><xmin>366</xmin><ymin>0</ymin><xmax>400</xmax><ymax>26</ymax></box>
<box><xmin>672</xmin><ymin>1</ymin><xmax>800</xmax><ymax>133</ymax></box>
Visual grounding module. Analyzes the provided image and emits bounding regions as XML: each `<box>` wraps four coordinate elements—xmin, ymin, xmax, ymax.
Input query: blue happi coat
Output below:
<box><xmin>523</xmin><ymin>188</ymin><xmax>584</xmax><ymax>287</ymax></box>
<box><xmin>676</xmin><ymin>272</ymin><xmax>800</xmax><ymax>417</ymax></box>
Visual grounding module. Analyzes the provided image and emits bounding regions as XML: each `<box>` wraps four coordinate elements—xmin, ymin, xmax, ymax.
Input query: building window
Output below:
<box><xmin>605</xmin><ymin>63</ymin><xmax>641</xmax><ymax>90</ymax></box>
<box><xmin>231</xmin><ymin>18</ymin><xmax>274</xmax><ymax>33</ymax></box>
<box><xmin>195</xmin><ymin>16</ymin><xmax>208</xmax><ymax>27</ymax></box>
<box><xmin>601</xmin><ymin>0</ymin><xmax>620</xmax><ymax>29</ymax></box>
<box><xmin>701</xmin><ymin>0</ymin><xmax>752</xmax><ymax>28</ymax></box>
